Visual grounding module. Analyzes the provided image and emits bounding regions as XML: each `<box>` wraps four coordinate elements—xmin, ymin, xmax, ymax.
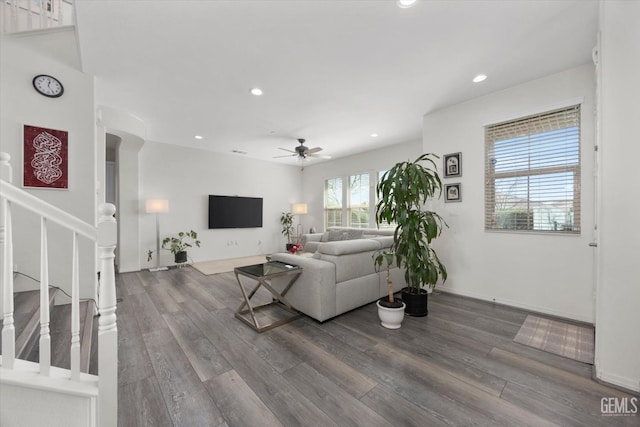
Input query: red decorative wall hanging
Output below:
<box><xmin>23</xmin><ymin>124</ymin><xmax>68</xmax><ymax>189</ymax></box>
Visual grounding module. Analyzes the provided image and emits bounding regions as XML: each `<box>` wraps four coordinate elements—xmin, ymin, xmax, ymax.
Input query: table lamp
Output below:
<box><xmin>292</xmin><ymin>203</ymin><xmax>308</xmax><ymax>242</ymax></box>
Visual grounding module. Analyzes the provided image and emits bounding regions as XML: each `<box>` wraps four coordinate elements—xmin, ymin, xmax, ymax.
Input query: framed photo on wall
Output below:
<box><xmin>445</xmin><ymin>183</ymin><xmax>461</xmax><ymax>202</ymax></box>
<box><xmin>23</xmin><ymin>124</ymin><xmax>68</xmax><ymax>189</ymax></box>
<box><xmin>443</xmin><ymin>152</ymin><xmax>462</xmax><ymax>178</ymax></box>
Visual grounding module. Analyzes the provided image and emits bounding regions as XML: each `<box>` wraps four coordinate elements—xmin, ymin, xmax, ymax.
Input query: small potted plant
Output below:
<box><xmin>280</xmin><ymin>212</ymin><xmax>295</xmax><ymax>251</ymax></box>
<box><xmin>148</xmin><ymin>230</ymin><xmax>201</xmax><ymax>264</ymax></box>
<box><xmin>373</xmin><ymin>250</ymin><xmax>405</xmax><ymax>329</ymax></box>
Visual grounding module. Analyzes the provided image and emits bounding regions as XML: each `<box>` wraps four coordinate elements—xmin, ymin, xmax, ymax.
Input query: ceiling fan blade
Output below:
<box><xmin>308</xmin><ymin>153</ymin><xmax>332</xmax><ymax>159</ymax></box>
<box><xmin>306</xmin><ymin>147</ymin><xmax>323</xmax><ymax>154</ymax></box>
<box><xmin>278</xmin><ymin>147</ymin><xmax>296</xmax><ymax>154</ymax></box>
<box><xmin>273</xmin><ymin>153</ymin><xmax>297</xmax><ymax>158</ymax></box>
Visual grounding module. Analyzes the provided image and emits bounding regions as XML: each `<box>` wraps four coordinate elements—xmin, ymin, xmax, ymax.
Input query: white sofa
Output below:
<box><xmin>300</xmin><ymin>226</ymin><xmax>395</xmax><ymax>253</ymax></box>
<box><xmin>271</xmin><ymin>230</ymin><xmax>405</xmax><ymax>322</ymax></box>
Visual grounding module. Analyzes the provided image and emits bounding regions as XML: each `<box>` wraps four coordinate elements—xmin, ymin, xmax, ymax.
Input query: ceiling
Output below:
<box><xmin>75</xmin><ymin>0</ymin><xmax>598</xmax><ymax>165</ymax></box>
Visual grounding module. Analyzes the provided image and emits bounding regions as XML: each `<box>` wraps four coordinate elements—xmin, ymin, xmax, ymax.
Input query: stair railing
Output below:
<box><xmin>1</xmin><ymin>0</ymin><xmax>74</xmax><ymax>33</ymax></box>
<box><xmin>0</xmin><ymin>152</ymin><xmax>117</xmax><ymax>426</ymax></box>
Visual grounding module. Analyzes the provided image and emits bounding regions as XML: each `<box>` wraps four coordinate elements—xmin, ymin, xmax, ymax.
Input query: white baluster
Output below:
<box><xmin>98</xmin><ymin>203</ymin><xmax>117</xmax><ymax>426</ymax></box>
<box><xmin>40</xmin><ymin>217</ymin><xmax>51</xmax><ymax>376</ymax></box>
<box><xmin>70</xmin><ymin>231</ymin><xmax>80</xmax><ymax>380</ymax></box>
<box><xmin>1</xmin><ymin>152</ymin><xmax>15</xmax><ymax>369</ymax></box>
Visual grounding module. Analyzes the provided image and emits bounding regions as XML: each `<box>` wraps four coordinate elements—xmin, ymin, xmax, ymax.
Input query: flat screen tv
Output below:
<box><xmin>208</xmin><ymin>195</ymin><xmax>263</xmax><ymax>229</ymax></box>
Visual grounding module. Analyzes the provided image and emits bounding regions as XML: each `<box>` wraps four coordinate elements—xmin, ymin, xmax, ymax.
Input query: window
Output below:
<box><xmin>376</xmin><ymin>170</ymin><xmax>395</xmax><ymax>228</ymax></box>
<box><xmin>348</xmin><ymin>173</ymin><xmax>370</xmax><ymax>228</ymax></box>
<box><xmin>324</xmin><ymin>177</ymin><xmax>342</xmax><ymax>228</ymax></box>
<box><xmin>485</xmin><ymin>105</ymin><xmax>581</xmax><ymax>233</ymax></box>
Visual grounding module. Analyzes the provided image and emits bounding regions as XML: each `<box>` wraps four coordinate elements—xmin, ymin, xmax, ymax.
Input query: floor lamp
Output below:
<box><xmin>291</xmin><ymin>203</ymin><xmax>308</xmax><ymax>242</ymax></box>
<box><xmin>146</xmin><ymin>199</ymin><xmax>169</xmax><ymax>272</ymax></box>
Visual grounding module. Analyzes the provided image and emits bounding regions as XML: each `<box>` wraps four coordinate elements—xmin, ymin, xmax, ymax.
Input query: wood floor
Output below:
<box><xmin>116</xmin><ymin>267</ymin><xmax>637</xmax><ymax>427</ymax></box>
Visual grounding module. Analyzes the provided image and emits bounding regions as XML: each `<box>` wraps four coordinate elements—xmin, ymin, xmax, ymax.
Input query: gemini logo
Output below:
<box><xmin>601</xmin><ymin>397</ymin><xmax>638</xmax><ymax>416</ymax></box>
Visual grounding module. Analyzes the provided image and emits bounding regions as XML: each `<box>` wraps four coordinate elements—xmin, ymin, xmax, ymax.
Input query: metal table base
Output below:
<box><xmin>234</xmin><ymin>263</ymin><xmax>302</xmax><ymax>333</ymax></box>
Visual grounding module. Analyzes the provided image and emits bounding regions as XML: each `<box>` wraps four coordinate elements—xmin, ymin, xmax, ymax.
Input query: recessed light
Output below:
<box><xmin>194</xmin><ymin>135</ymin><xmax>203</xmax><ymax>140</ymax></box>
<box><xmin>250</xmin><ymin>88</ymin><xmax>263</xmax><ymax>96</ymax></box>
<box><xmin>473</xmin><ymin>74</ymin><xmax>487</xmax><ymax>83</ymax></box>
<box><xmin>371</xmin><ymin>133</ymin><xmax>379</xmax><ymax>137</ymax></box>
<box><xmin>397</xmin><ymin>0</ymin><xmax>417</xmax><ymax>9</ymax></box>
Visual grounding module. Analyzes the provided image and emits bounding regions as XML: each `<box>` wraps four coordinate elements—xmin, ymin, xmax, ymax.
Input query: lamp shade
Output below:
<box><xmin>292</xmin><ymin>203</ymin><xmax>308</xmax><ymax>215</ymax></box>
<box><xmin>145</xmin><ymin>199</ymin><xmax>169</xmax><ymax>213</ymax></box>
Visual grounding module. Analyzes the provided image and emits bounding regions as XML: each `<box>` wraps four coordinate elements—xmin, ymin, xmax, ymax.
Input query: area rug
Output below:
<box><xmin>513</xmin><ymin>315</ymin><xmax>594</xmax><ymax>364</ymax></box>
<box><xmin>192</xmin><ymin>255</ymin><xmax>268</xmax><ymax>275</ymax></box>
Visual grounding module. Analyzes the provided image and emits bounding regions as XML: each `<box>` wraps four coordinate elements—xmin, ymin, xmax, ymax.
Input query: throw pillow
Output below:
<box><xmin>346</xmin><ymin>229</ymin><xmax>363</xmax><ymax>240</ymax></box>
<box><xmin>328</xmin><ymin>229</ymin><xmax>345</xmax><ymax>241</ymax></box>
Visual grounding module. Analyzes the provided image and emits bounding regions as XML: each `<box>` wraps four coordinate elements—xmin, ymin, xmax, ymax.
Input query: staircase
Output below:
<box><xmin>0</xmin><ymin>152</ymin><xmax>117</xmax><ymax>427</ymax></box>
<box><xmin>1</xmin><ymin>0</ymin><xmax>75</xmax><ymax>34</ymax></box>
<box><xmin>0</xmin><ymin>289</ymin><xmax>97</xmax><ymax>373</ymax></box>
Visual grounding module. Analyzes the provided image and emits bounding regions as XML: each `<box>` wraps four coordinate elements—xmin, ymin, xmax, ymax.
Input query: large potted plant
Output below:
<box><xmin>373</xmin><ymin>249</ymin><xmax>405</xmax><ymax>329</ymax></box>
<box><xmin>280</xmin><ymin>212</ymin><xmax>295</xmax><ymax>251</ymax></box>
<box><xmin>148</xmin><ymin>230</ymin><xmax>201</xmax><ymax>264</ymax></box>
<box><xmin>376</xmin><ymin>153</ymin><xmax>447</xmax><ymax>316</ymax></box>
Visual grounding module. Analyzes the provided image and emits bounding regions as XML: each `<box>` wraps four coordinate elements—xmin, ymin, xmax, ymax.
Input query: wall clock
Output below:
<box><xmin>32</xmin><ymin>74</ymin><xmax>64</xmax><ymax>98</ymax></box>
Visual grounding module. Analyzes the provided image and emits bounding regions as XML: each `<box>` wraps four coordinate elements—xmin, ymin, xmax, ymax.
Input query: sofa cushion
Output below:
<box><xmin>316</xmin><ymin>240</ymin><xmax>381</xmax><ymax>283</ymax></box>
<box><xmin>318</xmin><ymin>239</ymin><xmax>380</xmax><ymax>256</ymax></box>
<box><xmin>369</xmin><ymin>235</ymin><xmax>394</xmax><ymax>249</ymax></box>
<box><xmin>327</xmin><ymin>229</ymin><xmax>346</xmax><ymax>241</ymax></box>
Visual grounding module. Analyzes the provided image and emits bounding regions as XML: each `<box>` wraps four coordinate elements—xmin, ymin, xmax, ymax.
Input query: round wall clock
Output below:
<box><xmin>32</xmin><ymin>74</ymin><xmax>64</xmax><ymax>98</ymax></box>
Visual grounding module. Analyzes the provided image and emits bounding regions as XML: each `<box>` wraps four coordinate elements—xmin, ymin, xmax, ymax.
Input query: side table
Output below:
<box><xmin>233</xmin><ymin>261</ymin><xmax>303</xmax><ymax>332</ymax></box>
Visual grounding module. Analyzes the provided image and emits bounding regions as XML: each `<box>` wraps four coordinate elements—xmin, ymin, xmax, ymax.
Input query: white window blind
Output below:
<box><xmin>485</xmin><ymin>105</ymin><xmax>581</xmax><ymax>233</ymax></box>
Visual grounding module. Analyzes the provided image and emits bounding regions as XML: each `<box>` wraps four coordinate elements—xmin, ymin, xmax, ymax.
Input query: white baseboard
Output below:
<box><xmin>437</xmin><ymin>286</ymin><xmax>594</xmax><ymax>324</ymax></box>
<box><xmin>596</xmin><ymin>369</ymin><xmax>640</xmax><ymax>393</ymax></box>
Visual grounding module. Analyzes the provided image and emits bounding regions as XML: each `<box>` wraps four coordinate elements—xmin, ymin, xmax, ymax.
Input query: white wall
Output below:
<box><xmin>138</xmin><ymin>142</ymin><xmax>303</xmax><ymax>268</ymax></box>
<box><xmin>595</xmin><ymin>1</ymin><xmax>640</xmax><ymax>393</ymax></box>
<box><xmin>301</xmin><ymin>139</ymin><xmax>422</xmax><ymax>232</ymax></box>
<box><xmin>0</xmin><ymin>29</ymin><xmax>97</xmax><ymax>300</ymax></box>
<box><xmin>423</xmin><ymin>65</ymin><xmax>596</xmax><ymax>323</ymax></box>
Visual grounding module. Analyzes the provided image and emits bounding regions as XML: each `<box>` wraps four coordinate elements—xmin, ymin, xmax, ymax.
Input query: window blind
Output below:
<box><xmin>485</xmin><ymin>105</ymin><xmax>581</xmax><ymax>233</ymax></box>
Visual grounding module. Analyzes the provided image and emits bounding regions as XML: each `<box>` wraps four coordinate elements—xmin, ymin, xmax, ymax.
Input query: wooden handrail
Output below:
<box><xmin>0</xmin><ymin>179</ymin><xmax>96</xmax><ymax>240</ymax></box>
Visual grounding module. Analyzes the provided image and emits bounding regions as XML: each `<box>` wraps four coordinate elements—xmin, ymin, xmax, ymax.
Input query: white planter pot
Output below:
<box><xmin>376</xmin><ymin>300</ymin><xmax>406</xmax><ymax>329</ymax></box>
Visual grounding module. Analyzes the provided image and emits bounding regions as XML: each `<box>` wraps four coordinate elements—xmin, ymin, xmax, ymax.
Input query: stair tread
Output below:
<box><xmin>0</xmin><ymin>288</ymin><xmax>57</xmax><ymax>357</ymax></box>
<box><xmin>2</xmin><ymin>290</ymin><xmax>95</xmax><ymax>374</ymax></box>
<box><xmin>26</xmin><ymin>300</ymin><xmax>95</xmax><ymax>373</ymax></box>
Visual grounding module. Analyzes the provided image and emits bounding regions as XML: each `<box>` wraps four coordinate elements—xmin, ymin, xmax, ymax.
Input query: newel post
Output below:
<box><xmin>97</xmin><ymin>203</ymin><xmax>117</xmax><ymax>427</ymax></box>
<box><xmin>1</xmin><ymin>152</ymin><xmax>15</xmax><ymax>369</ymax></box>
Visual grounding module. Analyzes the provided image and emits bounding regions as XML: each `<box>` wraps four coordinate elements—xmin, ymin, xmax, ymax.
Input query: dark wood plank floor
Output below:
<box><xmin>115</xmin><ymin>267</ymin><xmax>638</xmax><ymax>427</ymax></box>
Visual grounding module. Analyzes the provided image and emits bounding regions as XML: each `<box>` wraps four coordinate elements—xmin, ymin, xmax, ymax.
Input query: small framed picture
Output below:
<box><xmin>443</xmin><ymin>152</ymin><xmax>462</xmax><ymax>178</ymax></box>
<box><xmin>23</xmin><ymin>124</ymin><xmax>68</xmax><ymax>189</ymax></box>
<box><xmin>445</xmin><ymin>183</ymin><xmax>461</xmax><ymax>202</ymax></box>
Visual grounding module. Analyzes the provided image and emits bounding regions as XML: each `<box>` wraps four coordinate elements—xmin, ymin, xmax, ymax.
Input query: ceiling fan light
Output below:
<box><xmin>250</xmin><ymin>87</ymin><xmax>263</xmax><ymax>96</ymax></box>
<box><xmin>397</xmin><ymin>0</ymin><xmax>417</xmax><ymax>9</ymax></box>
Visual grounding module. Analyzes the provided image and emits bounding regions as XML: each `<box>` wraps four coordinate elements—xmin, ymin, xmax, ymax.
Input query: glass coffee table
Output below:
<box><xmin>233</xmin><ymin>260</ymin><xmax>303</xmax><ymax>332</ymax></box>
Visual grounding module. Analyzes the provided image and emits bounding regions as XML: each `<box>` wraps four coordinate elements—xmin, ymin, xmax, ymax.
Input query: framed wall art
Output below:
<box><xmin>23</xmin><ymin>124</ymin><xmax>68</xmax><ymax>189</ymax></box>
<box><xmin>443</xmin><ymin>152</ymin><xmax>462</xmax><ymax>178</ymax></box>
<box><xmin>445</xmin><ymin>183</ymin><xmax>461</xmax><ymax>202</ymax></box>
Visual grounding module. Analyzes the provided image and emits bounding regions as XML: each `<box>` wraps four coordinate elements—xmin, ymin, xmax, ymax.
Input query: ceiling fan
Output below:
<box><xmin>274</xmin><ymin>138</ymin><xmax>331</xmax><ymax>160</ymax></box>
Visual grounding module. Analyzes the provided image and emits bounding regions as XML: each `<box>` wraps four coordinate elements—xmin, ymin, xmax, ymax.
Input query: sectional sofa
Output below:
<box><xmin>271</xmin><ymin>227</ymin><xmax>405</xmax><ymax>322</ymax></box>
